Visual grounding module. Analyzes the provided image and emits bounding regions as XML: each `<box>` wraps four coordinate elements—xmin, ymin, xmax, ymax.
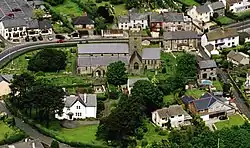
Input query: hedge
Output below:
<box><xmin>0</xmin><ymin>131</ymin><xmax>27</xmax><ymax>145</ymax></box>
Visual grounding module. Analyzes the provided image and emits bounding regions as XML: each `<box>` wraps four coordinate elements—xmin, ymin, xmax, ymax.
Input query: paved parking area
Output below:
<box><xmin>0</xmin><ymin>0</ymin><xmax>33</xmax><ymax>19</ymax></box>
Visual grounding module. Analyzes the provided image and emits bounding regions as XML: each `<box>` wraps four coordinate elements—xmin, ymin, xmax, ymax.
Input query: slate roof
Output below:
<box><xmin>206</xmin><ymin>28</ymin><xmax>239</xmax><ymax>41</ymax></box>
<box><xmin>198</xmin><ymin>60</ymin><xmax>217</xmax><ymax>69</ymax></box>
<box><xmin>181</xmin><ymin>96</ymin><xmax>195</xmax><ymax>104</ymax></box>
<box><xmin>0</xmin><ymin>75</ymin><xmax>13</xmax><ymax>83</ymax></box>
<box><xmin>192</xmin><ymin>95</ymin><xmax>216</xmax><ymax>111</ymax></box>
<box><xmin>129</xmin><ymin>12</ymin><xmax>151</xmax><ymax>20</ymax></box>
<box><xmin>72</xmin><ymin>16</ymin><xmax>94</xmax><ymax>25</ymax></box>
<box><xmin>77</xmin><ymin>56</ymin><xmax>129</xmax><ymax>67</ymax></box>
<box><xmin>226</xmin><ymin>0</ymin><xmax>243</xmax><ymax>5</ymax></box>
<box><xmin>205</xmin><ymin>44</ymin><xmax>214</xmax><ymax>52</ymax></box>
<box><xmin>142</xmin><ymin>48</ymin><xmax>161</xmax><ymax>59</ymax></box>
<box><xmin>128</xmin><ymin>77</ymin><xmax>149</xmax><ymax>87</ymax></box>
<box><xmin>155</xmin><ymin>105</ymin><xmax>191</xmax><ymax>118</ymax></box>
<box><xmin>227</xmin><ymin>50</ymin><xmax>249</xmax><ymax>63</ymax></box>
<box><xmin>65</xmin><ymin>94</ymin><xmax>97</xmax><ymax>108</ymax></box>
<box><xmin>26</xmin><ymin>19</ymin><xmax>39</xmax><ymax>29</ymax></box>
<box><xmin>2</xmin><ymin>18</ymin><xmax>27</xmax><ymax>28</ymax></box>
<box><xmin>4</xmin><ymin>139</ymin><xmax>44</xmax><ymax>148</ymax></box>
<box><xmin>163</xmin><ymin>13</ymin><xmax>184</xmax><ymax>22</ymax></box>
<box><xmin>77</xmin><ymin>43</ymin><xmax>129</xmax><ymax>54</ymax></box>
<box><xmin>38</xmin><ymin>19</ymin><xmax>52</xmax><ymax>29</ymax></box>
<box><xmin>163</xmin><ymin>31</ymin><xmax>200</xmax><ymax>40</ymax></box>
<box><xmin>118</xmin><ymin>15</ymin><xmax>129</xmax><ymax>23</ymax></box>
<box><xmin>210</xmin><ymin>1</ymin><xmax>225</xmax><ymax>10</ymax></box>
<box><xmin>150</xmin><ymin>12</ymin><xmax>164</xmax><ymax>22</ymax></box>
<box><xmin>196</xmin><ymin>5</ymin><xmax>211</xmax><ymax>13</ymax></box>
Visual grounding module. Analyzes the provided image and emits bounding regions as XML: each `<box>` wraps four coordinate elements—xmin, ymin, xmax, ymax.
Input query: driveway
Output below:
<box><xmin>0</xmin><ymin>101</ymin><xmax>73</xmax><ymax>148</ymax></box>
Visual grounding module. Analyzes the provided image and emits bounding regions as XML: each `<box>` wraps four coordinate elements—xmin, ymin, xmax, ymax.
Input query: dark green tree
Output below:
<box><xmin>106</xmin><ymin>61</ymin><xmax>128</xmax><ymax>87</ymax></box>
<box><xmin>50</xmin><ymin>140</ymin><xmax>60</xmax><ymax>148</ymax></box>
<box><xmin>28</xmin><ymin>49</ymin><xmax>67</xmax><ymax>72</ymax></box>
<box><xmin>44</xmin><ymin>0</ymin><xmax>64</xmax><ymax>6</ymax></box>
<box><xmin>176</xmin><ymin>53</ymin><xmax>197</xmax><ymax>78</ymax></box>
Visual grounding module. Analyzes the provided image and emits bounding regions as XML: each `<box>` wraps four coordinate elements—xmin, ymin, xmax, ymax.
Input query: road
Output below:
<box><xmin>198</xmin><ymin>46</ymin><xmax>250</xmax><ymax>119</ymax></box>
<box><xmin>0</xmin><ymin>101</ymin><xmax>72</xmax><ymax>148</ymax></box>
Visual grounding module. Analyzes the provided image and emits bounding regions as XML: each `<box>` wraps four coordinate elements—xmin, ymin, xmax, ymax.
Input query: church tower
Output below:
<box><xmin>129</xmin><ymin>30</ymin><xmax>142</xmax><ymax>55</ymax></box>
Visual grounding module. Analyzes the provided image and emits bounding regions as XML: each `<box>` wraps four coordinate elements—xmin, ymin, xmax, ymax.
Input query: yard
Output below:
<box><xmin>213</xmin><ymin>80</ymin><xmax>223</xmax><ymax>91</ymax></box>
<box><xmin>215</xmin><ymin>114</ymin><xmax>245</xmax><ymax>130</ymax></box>
<box><xmin>53</xmin><ymin>0</ymin><xmax>83</xmax><ymax>17</ymax></box>
<box><xmin>0</xmin><ymin>121</ymin><xmax>17</xmax><ymax>140</ymax></box>
<box><xmin>215</xmin><ymin>16</ymin><xmax>235</xmax><ymax>25</ymax></box>
<box><xmin>185</xmin><ymin>89</ymin><xmax>206</xmax><ymax>98</ymax></box>
<box><xmin>0</xmin><ymin>121</ymin><xmax>25</xmax><ymax>143</ymax></box>
<box><xmin>177</xmin><ymin>0</ymin><xmax>199</xmax><ymax>6</ymax></box>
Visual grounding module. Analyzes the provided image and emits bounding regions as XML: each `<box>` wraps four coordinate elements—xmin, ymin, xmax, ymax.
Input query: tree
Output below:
<box><xmin>44</xmin><ymin>0</ymin><xmax>64</xmax><ymax>6</ymax></box>
<box><xmin>50</xmin><ymin>140</ymin><xmax>59</xmax><ymax>148</ymax></box>
<box><xmin>94</xmin><ymin>17</ymin><xmax>107</xmax><ymax>33</ymax></box>
<box><xmin>33</xmin><ymin>9</ymin><xmax>45</xmax><ymax>20</ymax></box>
<box><xmin>131</xmin><ymin>80</ymin><xmax>163</xmax><ymax>115</ymax></box>
<box><xmin>176</xmin><ymin>53</ymin><xmax>197</xmax><ymax>78</ymax></box>
<box><xmin>28</xmin><ymin>49</ymin><xmax>67</xmax><ymax>72</ymax></box>
<box><xmin>106</xmin><ymin>61</ymin><xmax>128</xmax><ymax>86</ymax></box>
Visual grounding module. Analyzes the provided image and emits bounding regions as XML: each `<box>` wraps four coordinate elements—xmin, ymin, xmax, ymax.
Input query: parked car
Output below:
<box><xmin>38</xmin><ymin>35</ymin><xmax>43</xmax><ymax>41</ymax></box>
<box><xmin>55</xmin><ymin>34</ymin><xmax>65</xmax><ymax>40</ymax></box>
<box><xmin>219</xmin><ymin>115</ymin><xmax>228</xmax><ymax>120</ymax></box>
<box><xmin>25</xmin><ymin>36</ymin><xmax>30</xmax><ymax>42</ymax></box>
<box><xmin>48</xmin><ymin>36</ymin><xmax>53</xmax><ymax>41</ymax></box>
<box><xmin>57</xmin><ymin>39</ymin><xmax>64</xmax><ymax>43</ymax></box>
<box><xmin>32</xmin><ymin>36</ymin><xmax>37</xmax><ymax>42</ymax></box>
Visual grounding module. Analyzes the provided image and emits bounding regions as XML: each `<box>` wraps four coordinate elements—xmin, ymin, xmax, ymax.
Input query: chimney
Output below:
<box><xmin>84</xmin><ymin>93</ymin><xmax>87</xmax><ymax>103</ymax></box>
<box><xmin>32</xmin><ymin>142</ymin><xmax>35</xmax><ymax>148</ymax></box>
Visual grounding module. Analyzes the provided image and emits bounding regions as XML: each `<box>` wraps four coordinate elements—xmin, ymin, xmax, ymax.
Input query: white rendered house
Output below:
<box><xmin>152</xmin><ymin>105</ymin><xmax>192</xmax><ymax>128</ymax></box>
<box><xmin>201</xmin><ymin>28</ymin><xmax>239</xmax><ymax>50</ymax></box>
<box><xmin>222</xmin><ymin>0</ymin><xmax>250</xmax><ymax>13</ymax></box>
<box><xmin>55</xmin><ymin>94</ymin><xmax>97</xmax><ymax>120</ymax></box>
<box><xmin>187</xmin><ymin>5</ymin><xmax>212</xmax><ymax>24</ymax></box>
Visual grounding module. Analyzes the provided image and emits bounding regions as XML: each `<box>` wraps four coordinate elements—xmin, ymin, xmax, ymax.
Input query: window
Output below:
<box><xmin>134</xmin><ymin>46</ymin><xmax>137</xmax><ymax>49</ymax></box>
<box><xmin>101</xmin><ymin>54</ymin><xmax>103</xmax><ymax>56</ymax></box>
<box><xmin>178</xmin><ymin>115</ymin><xmax>182</xmax><ymax>117</ymax></box>
<box><xmin>232</xmin><ymin>42</ymin><xmax>235</xmax><ymax>45</ymax></box>
<box><xmin>144</xmin><ymin>60</ymin><xmax>146</xmax><ymax>64</ymax></box>
<box><xmin>124</xmin><ymin>53</ymin><xmax>127</xmax><ymax>56</ymax></box>
<box><xmin>14</xmin><ymin>28</ymin><xmax>17</xmax><ymax>31</ymax></box>
<box><xmin>86</xmin><ymin>67</ymin><xmax>87</xmax><ymax>70</ymax></box>
<box><xmin>125</xmin><ymin>25</ymin><xmax>127</xmax><ymax>28</ymax></box>
<box><xmin>19</xmin><ymin>27</ymin><xmax>23</xmax><ymax>31</ymax></box>
<box><xmin>228</xmin><ymin>43</ymin><xmax>230</xmax><ymax>46</ymax></box>
<box><xmin>215</xmin><ymin>40</ymin><xmax>218</xmax><ymax>43</ymax></box>
<box><xmin>90</xmin><ymin>54</ymin><xmax>93</xmax><ymax>56</ymax></box>
<box><xmin>134</xmin><ymin>62</ymin><xmax>139</xmax><ymax>69</ymax></box>
<box><xmin>148</xmin><ymin>60</ymin><xmax>150</xmax><ymax>64</ymax></box>
<box><xmin>76</xmin><ymin>106</ymin><xmax>81</xmax><ymax>109</ymax></box>
<box><xmin>111</xmin><ymin>54</ymin><xmax>114</xmax><ymax>56</ymax></box>
<box><xmin>142</xmin><ymin>20</ymin><xmax>144</xmax><ymax>23</ymax></box>
<box><xmin>171</xmin><ymin>116</ymin><xmax>174</xmax><ymax>118</ymax></box>
<box><xmin>134</xmin><ymin>38</ymin><xmax>137</xmax><ymax>40</ymax></box>
<box><xmin>6</xmin><ymin>33</ymin><xmax>8</xmax><ymax>36</ymax></box>
<box><xmin>232</xmin><ymin>37</ymin><xmax>235</xmax><ymax>39</ymax></box>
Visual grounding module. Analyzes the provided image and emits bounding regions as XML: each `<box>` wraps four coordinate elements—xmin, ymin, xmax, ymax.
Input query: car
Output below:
<box><xmin>55</xmin><ymin>34</ymin><xmax>65</xmax><ymax>40</ymax></box>
<box><xmin>219</xmin><ymin>115</ymin><xmax>228</xmax><ymax>120</ymax></box>
<box><xmin>57</xmin><ymin>39</ymin><xmax>64</xmax><ymax>43</ymax></box>
<box><xmin>38</xmin><ymin>35</ymin><xmax>43</xmax><ymax>41</ymax></box>
<box><xmin>32</xmin><ymin>36</ymin><xmax>37</xmax><ymax>42</ymax></box>
<box><xmin>48</xmin><ymin>36</ymin><xmax>53</xmax><ymax>41</ymax></box>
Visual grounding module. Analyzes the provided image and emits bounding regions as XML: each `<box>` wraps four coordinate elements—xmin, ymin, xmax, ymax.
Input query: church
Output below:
<box><xmin>76</xmin><ymin>30</ymin><xmax>161</xmax><ymax>77</ymax></box>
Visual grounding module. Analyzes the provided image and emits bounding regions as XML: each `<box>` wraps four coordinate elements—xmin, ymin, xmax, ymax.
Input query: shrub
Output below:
<box><xmin>97</xmin><ymin>100</ymin><xmax>105</xmax><ymax>118</ymax></box>
<box><xmin>51</xmin><ymin>140</ymin><xmax>59</xmax><ymax>148</ymax></box>
<box><xmin>96</xmin><ymin>0</ymin><xmax>102</xmax><ymax>3</ymax></box>
<box><xmin>35</xmin><ymin>71</ymin><xmax>45</xmax><ymax>76</ymax></box>
<box><xmin>70</xmin><ymin>48</ymin><xmax>76</xmax><ymax>53</ymax></box>
<box><xmin>154</xmin><ymin>126</ymin><xmax>161</xmax><ymax>132</ymax></box>
<box><xmin>162</xmin><ymin>67</ymin><xmax>166</xmax><ymax>73</ymax></box>
<box><xmin>141</xmin><ymin>139</ymin><xmax>148</xmax><ymax>147</ymax></box>
<box><xmin>4</xmin><ymin>117</ymin><xmax>15</xmax><ymax>127</ymax></box>
<box><xmin>158</xmin><ymin>130</ymin><xmax>168</xmax><ymax>136</ymax></box>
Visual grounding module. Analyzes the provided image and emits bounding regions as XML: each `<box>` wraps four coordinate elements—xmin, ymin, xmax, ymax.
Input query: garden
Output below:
<box><xmin>215</xmin><ymin>114</ymin><xmax>246</xmax><ymax>130</ymax></box>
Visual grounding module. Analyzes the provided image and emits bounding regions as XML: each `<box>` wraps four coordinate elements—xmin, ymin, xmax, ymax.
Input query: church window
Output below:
<box><xmin>134</xmin><ymin>62</ymin><xmax>139</xmax><ymax>70</ymax></box>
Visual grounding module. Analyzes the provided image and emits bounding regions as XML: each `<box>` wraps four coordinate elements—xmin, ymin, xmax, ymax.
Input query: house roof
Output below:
<box><xmin>142</xmin><ymin>48</ymin><xmax>161</xmax><ymax>59</ymax></box>
<box><xmin>206</xmin><ymin>28</ymin><xmax>239</xmax><ymax>41</ymax></box>
<box><xmin>181</xmin><ymin>96</ymin><xmax>195</xmax><ymax>104</ymax></box>
<box><xmin>154</xmin><ymin>105</ymin><xmax>191</xmax><ymax>118</ymax></box>
<box><xmin>129</xmin><ymin>12</ymin><xmax>151</xmax><ymax>20</ymax></box>
<box><xmin>196</xmin><ymin>5</ymin><xmax>211</xmax><ymax>13</ymax></box>
<box><xmin>65</xmin><ymin>94</ymin><xmax>97</xmax><ymax>108</ymax></box>
<box><xmin>38</xmin><ymin>19</ymin><xmax>52</xmax><ymax>29</ymax></box>
<box><xmin>226</xmin><ymin>0</ymin><xmax>243</xmax><ymax>5</ymax></box>
<box><xmin>2</xmin><ymin>18</ymin><xmax>27</xmax><ymax>28</ymax></box>
<box><xmin>0</xmin><ymin>75</ymin><xmax>13</xmax><ymax>83</ymax></box>
<box><xmin>210</xmin><ymin>1</ymin><xmax>225</xmax><ymax>10</ymax></box>
<box><xmin>118</xmin><ymin>15</ymin><xmax>129</xmax><ymax>23</ymax></box>
<box><xmin>227</xmin><ymin>50</ymin><xmax>249</xmax><ymax>63</ymax></box>
<box><xmin>128</xmin><ymin>77</ymin><xmax>149</xmax><ymax>87</ymax></box>
<box><xmin>205</xmin><ymin>44</ymin><xmax>214</xmax><ymax>52</ymax></box>
<box><xmin>77</xmin><ymin>43</ymin><xmax>129</xmax><ymax>54</ymax></box>
<box><xmin>26</xmin><ymin>19</ymin><xmax>39</xmax><ymax>29</ymax></box>
<box><xmin>72</xmin><ymin>16</ymin><xmax>94</xmax><ymax>25</ymax></box>
<box><xmin>163</xmin><ymin>31</ymin><xmax>200</xmax><ymax>40</ymax></box>
<box><xmin>239</xmin><ymin>32</ymin><xmax>250</xmax><ymax>39</ymax></box>
<box><xmin>163</xmin><ymin>13</ymin><xmax>184</xmax><ymax>22</ymax></box>
<box><xmin>77</xmin><ymin>56</ymin><xmax>129</xmax><ymax>67</ymax></box>
<box><xmin>5</xmin><ymin>139</ymin><xmax>44</xmax><ymax>148</ymax></box>
<box><xmin>150</xmin><ymin>12</ymin><xmax>164</xmax><ymax>22</ymax></box>
<box><xmin>198</xmin><ymin>60</ymin><xmax>217</xmax><ymax>69</ymax></box>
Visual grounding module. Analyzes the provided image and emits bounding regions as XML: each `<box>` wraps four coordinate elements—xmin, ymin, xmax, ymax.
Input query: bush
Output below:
<box><xmin>4</xmin><ymin>117</ymin><xmax>15</xmax><ymax>127</ymax></box>
<box><xmin>154</xmin><ymin>126</ymin><xmax>161</xmax><ymax>132</ymax></box>
<box><xmin>141</xmin><ymin>139</ymin><xmax>148</xmax><ymax>147</ymax></box>
<box><xmin>108</xmin><ymin>85</ymin><xmax>120</xmax><ymax>100</ymax></box>
<box><xmin>35</xmin><ymin>71</ymin><xmax>45</xmax><ymax>76</ymax></box>
<box><xmin>51</xmin><ymin>140</ymin><xmax>59</xmax><ymax>148</ymax></box>
<box><xmin>158</xmin><ymin>130</ymin><xmax>168</xmax><ymax>136</ymax></box>
<box><xmin>96</xmin><ymin>0</ymin><xmax>102</xmax><ymax>3</ymax></box>
<box><xmin>70</xmin><ymin>48</ymin><xmax>76</xmax><ymax>53</ymax></box>
<box><xmin>97</xmin><ymin>100</ymin><xmax>105</xmax><ymax>118</ymax></box>
<box><xmin>97</xmin><ymin>93</ymin><xmax>107</xmax><ymax>101</ymax></box>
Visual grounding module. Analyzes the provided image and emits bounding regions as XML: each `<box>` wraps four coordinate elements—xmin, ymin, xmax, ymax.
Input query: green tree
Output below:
<box><xmin>33</xmin><ymin>9</ymin><xmax>45</xmax><ymax>20</ymax></box>
<box><xmin>28</xmin><ymin>49</ymin><xmax>67</xmax><ymax>72</ymax></box>
<box><xmin>94</xmin><ymin>17</ymin><xmax>107</xmax><ymax>33</ymax></box>
<box><xmin>44</xmin><ymin>0</ymin><xmax>64</xmax><ymax>6</ymax></box>
<box><xmin>106</xmin><ymin>61</ymin><xmax>128</xmax><ymax>87</ymax></box>
<box><xmin>176</xmin><ymin>53</ymin><xmax>197</xmax><ymax>78</ymax></box>
<box><xmin>50</xmin><ymin>140</ymin><xmax>59</xmax><ymax>148</ymax></box>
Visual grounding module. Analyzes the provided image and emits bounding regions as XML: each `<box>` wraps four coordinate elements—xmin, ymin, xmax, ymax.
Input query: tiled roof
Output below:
<box><xmin>192</xmin><ymin>95</ymin><xmax>216</xmax><ymax>111</ymax></box>
<box><xmin>65</xmin><ymin>94</ymin><xmax>97</xmax><ymax>107</ymax></box>
<box><xmin>77</xmin><ymin>56</ymin><xmax>129</xmax><ymax>67</ymax></box>
<box><xmin>0</xmin><ymin>74</ymin><xmax>13</xmax><ymax>83</ymax></box>
<box><xmin>155</xmin><ymin>105</ymin><xmax>191</xmax><ymax>118</ymax></box>
<box><xmin>2</xmin><ymin>18</ymin><xmax>27</xmax><ymax>28</ymax></box>
<box><xmin>181</xmin><ymin>96</ymin><xmax>195</xmax><ymax>104</ymax></box>
<box><xmin>72</xmin><ymin>16</ymin><xmax>94</xmax><ymax>25</ymax></box>
<box><xmin>77</xmin><ymin>43</ymin><xmax>129</xmax><ymax>54</ymax></box>
<box><xmin>142</xmin><ymin>48</ymin><xmax>161</xmax><ymax>59</ymax></box>
<box><xmin>227</xmin><ymin>50</ymin><xmax>249</xmax><ymax>63</ymax></box>
<box><xmin>198</xmin><ymin>60</ymin><xmax>217</xmax><ymax>69</ymax></box>
<box><xmin>38</xmin><ymin>19</ymin><xmax>52</xmax><ymax>29</ymax></box>
<box><xmin>163</xmin><ymin>31</ymin><xmax>200</xmax><ymax>40</ymax></box>
<box><xmin>150</xmin><ymin>12</ymin><xmax>164</xmax><ymax>22</ymax></box>
<box><xmin>226</xmin><ymin>0</ymin><xmax>243</xmax><ymax>5</ymax></box>
<box><xmin>206</xmin><ymin>28</ymin><xmax>238</xmax><ymax>41</ymax></box>
<box><xmin>210</xmin><ymin>1</ymin><xmax>225</xmax><ymax>10</ymax></box>
<box><xmin>196</xmin><ymin>5</ymin><xmax>211</xmax><ymax>13</ymax></box>
<box><xmin>163</xmin><ymin>13</ymin><xmax>184</xmax><ymax>22</ymax></box>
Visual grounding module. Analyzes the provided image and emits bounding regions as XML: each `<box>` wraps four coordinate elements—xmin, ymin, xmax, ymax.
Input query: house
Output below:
<box><xmin>92</xmin><ymin>79</ymin><xmax>106</xmax><ymax>93</ymax></box>
<box><xmin>152</xmin><ymin>105</ymin><xmax>192</xmax><ymax>128</ymax></box>
<box><xmin>188</xmin><ymin>93</ymin><xmax>235</xmax><ymax>121</ymax></box>
<box><xmin>209</xmin><ymin>1</ymin><xmax>226</xmax><ymax>16</ymax></box>
<box><xmin>118</xmin><ymin>9</ymin><xmax>150</xmax><ymax>30</ymax></box>
<box><xmin>198</xmin><ymin>60</ymin><xmax>217</xmax><ymax>80</ymax></box>
<box><xmin>227</xmin><ymin>50</ymin><xmax>250</xmax><ymax>65</ymax></box>
<box><xmin>181</xmin><ymin>96</ymin><xmax>195</xmax><ymax>105</ymax></box>
<box><xmin>77</xmin><ymin>30</ymin><xmax>161</xmax><ymax>76</ymax></box>
<box><xmin>239</xmin><ymin>31</ymin><xmax>250</xmax><ymax>43</ymax></box>
<box><xmin>3</xmin><ymin>138</ymin><xmax>45</xmax><ymax>148</ymax></box>
<box><xmin>163</xmin><ymin>31</ymin><xmax>200</xmax><ymax>52</ymax></box>
<box><xmin>149</xmin><ymin>12</ymin><xmax>193</xmax><ymax>32</ymax></box>
<box><xmin>72</xmin><ymin>14</ymin><xmax>94</xmax><ymax>36</ymax></box>
<box><xmin>55</xmin><ymin>93</ymin><xmax>97</xmax><ymax>120</ymax></box>
<box><xmin>0</xmin><ymin>75</ymin><xmax>13</xmax><ymax>97</ymax></box>
<box><xmin>201</xmin><ymin>28</ymin><xmax>239</xmax><ymax>50</ymax></box>
<box><xmin>223</xmin><ymin>0</ymin><xmax>250</xmax><ymax>13</ymax></box>
<box><xmin>127</xmin><ymin>77</ymin><xmax>149</xmax><ymax>94</ymax></box>
<box><xmin>204</xmin><ymin>44</ymin><xmax>219</xmax><ymax>57</ymax></box>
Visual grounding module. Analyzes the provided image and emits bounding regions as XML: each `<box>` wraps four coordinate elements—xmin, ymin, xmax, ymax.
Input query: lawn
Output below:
<box><xmin>0</xmin><ymin>121</ymin><xmax>17</xmax><ymax>140</ymax></box>
<box><xmin>215</xmin><ymin>16</ymin><xmax>235</xmax><ymax>25</ymax></box>
<box><xmin>142</xmin><ymin>122</ymin><xmax>168</xmax><ymax>144</ymax></box>
<box><xmin>185</xmin><ymin>89</ymin><xmax>206</xmax><ymax>98</ymax></box>
<box><xmin>53</xmin><ymin>0</ymin><xmax>83</xmax><ymax>17</ymax></box>
<box><xmin>213</xmin><ymin>80</ymin><xmax>223</xmax><ymax>91</ymax></box>
<box><xmin>177</xmin><ymin>0</ymin><xmax>199</xmax><ymax>6</ymax></box>
<box><xmin>215</xmin><ymin>114</ymin><xmax>245</xmax><ymax>130</ymax></box>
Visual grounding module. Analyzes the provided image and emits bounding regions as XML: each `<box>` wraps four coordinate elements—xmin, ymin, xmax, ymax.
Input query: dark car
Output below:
<box><xmin>32</xmin><ymin>36</ymin><xmax>37</xmax><ymax>42</ymax></box>
<box><xmin>57</xmin><ymin>39</ymin><xmax>64</xmax><ymax>43</ymax></box>
<box><xmin>12</xmin><ymin>8</ymin><xmax>21</xmax><ymax>12</ymax></box>
<box><xmin>219</xmin><ymin>115</ymin><xmax>228</xmax><ymax>120</ymax></box>
<box><xmin>55</xmin><ymin>34</ymin><xmax>65</xmax><ymax>40</ymax></box>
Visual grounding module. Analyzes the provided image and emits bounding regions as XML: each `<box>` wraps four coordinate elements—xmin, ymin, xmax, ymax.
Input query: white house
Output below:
<box><xmin>0</xmin><ymin>75</ymin><xmax>13</xmax><ymax>97</ymax></box>
<box><xmin>201</xmin><ymin>28</ymin><xmax>239</xmax><ymax>50</ymax></box>
<box><xmin>127</xmin><ymin>77</ymin><xmax>149</xmax><ymax>94</ymax></box>
<box><xmin>118</xmin><ymin>10</ymin><xmax>150</xmax><ymax>30</ymax></box>
<box><xmin>152</xmin><ymin>105</ymin><xmax>192</xmax><ymax>128</ymax></box>
<box><xmin>55</xmin><ymin>93</ymin><xmax>97</xmax><ymax>120</ymax></box>
<box><xmin>227</xmin><ymin>50</ymin><xmax>250</xmax><ymax>65</ymax></box>
<box><xmin>222</xmin><ymin>0</ymin><xmax>250</xmax><ymax>13</ymax></box>
<box><xmin>187</xmin><ymin>5</ymin><xmax>212</xmax><ymax>24</ymax></box>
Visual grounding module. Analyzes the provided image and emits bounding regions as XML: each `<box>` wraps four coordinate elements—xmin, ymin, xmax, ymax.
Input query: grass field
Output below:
<box><xmin>215</xmin><ymin>16</ymin><xmax>235</xmax><ymax>25</ymax></box>
<box><xmin>53</xmin><ymin>0</ymin><xmax>83</xmax><ymax>17</ymax></box>
<box><xmin>0</xmin><ymin>121</ymin><xmax>19</xmax><ymax>140</ymax></box>
<box><xmin>178</xmin><ymin>0</ymin><xmax>199</xmax><ymax>6</ymax></box>
<box><xmin>213</xmin><ymin>80</ymin><xmax>223</xmax><ymax>91</ymax></box>
<box><xmin>185</xmin><ymin>89</ymin><xmax>206</xmax><ymax>98</ymax></box>
<box><xmin>215</xmin><ymin>114</ymin><xmax>245</xmax><ymax>130</ymax></box>
<box><xmin>142</xmin><ymin>122</ymin><xmax>168</xmax><ymax>144</ymax></box>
